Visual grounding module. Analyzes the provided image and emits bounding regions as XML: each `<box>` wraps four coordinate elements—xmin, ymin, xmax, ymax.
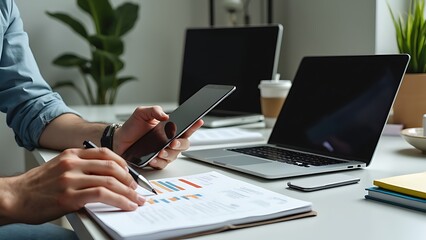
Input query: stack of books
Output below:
<box><xmin>365</xmin><ymin>172</ymin><xmax>426</xmax><ymax>212</ymax></box>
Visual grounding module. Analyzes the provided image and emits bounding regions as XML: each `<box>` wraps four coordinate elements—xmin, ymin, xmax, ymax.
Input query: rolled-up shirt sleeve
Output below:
<box><xmin>0</xmin><ymin>0</ymin><xmax>79</xmax><ymax>150</ymax></box>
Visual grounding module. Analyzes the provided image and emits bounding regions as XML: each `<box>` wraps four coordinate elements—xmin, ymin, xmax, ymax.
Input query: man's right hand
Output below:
<box><xmin>0</xmin><ymin>147</ymin><xmax>145</xmax><ymax>225</ymax></box>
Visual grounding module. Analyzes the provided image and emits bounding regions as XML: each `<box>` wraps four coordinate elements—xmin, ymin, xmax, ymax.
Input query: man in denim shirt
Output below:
<box><xmin>0</xmin><ymin>1</ymin><xmax>203</xmax><ymax>239</ymax></box>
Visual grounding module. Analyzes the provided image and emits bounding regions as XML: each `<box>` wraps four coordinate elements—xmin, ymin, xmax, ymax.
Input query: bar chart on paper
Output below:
<box><xmin>131</xmin><ymin>172</ymin><xmax>304</xmax><ymax>223</ymax></box>
<box><xmin>146</xmin><ymin>193</ymin><xmax>203</xmax><ymax>204</ymax></box>
<box><xmin>145</xmin><ymin>173</ymin><xmax>217</xmax><ymax>206</ymax></box>
<box><xmin>149</xmin><ymin>177</ymin><xmax>202</xmax><ymax>194</ymax></box>
<box><xmin>85</xmin><ymin>171</ymin><xmax>313</xmax><ymax>240</ymax></box>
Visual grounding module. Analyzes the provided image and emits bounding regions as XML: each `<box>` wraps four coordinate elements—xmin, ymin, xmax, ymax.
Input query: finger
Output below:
<box><xmin>132</xmin><ymin>106</ymin><xmax>169</xmax><ymax>123</ymax></box>
<box><xmin>157</xmin><ymin>148</ymin><xmax>177</xmax><ymax>162</ymax></box>
<box><xmin>70</xmin><ymin>172</ymin><xmax>137</xmax><ymax>201</ymax></box>
<box><xmin>148</xmin><ymin>157</ymin><xmax>170</xmax><ymax>170</ymax></box>
<box><xmin>152</xmin><ymin>140</ymin><xmax>190</xmax><ymax>169</ymax></box>
<box><xmin>179</xmin><ymin>119</ymin><xmax>204</xmax><ymax>138</ymax></box>
<box><xmin>54</xmin><ymin>156</ymin><xmax>146</xmax><ymax>209</ymax></box>
<box><xmin>78</xmin><ymin>159</ymin><xmax>136</xmax><ymax>189</ymax></box>
<box><xmin>168</xmin><ymin>138</ymin><xmax>190</xmax><ymax>151</ymax></box>
<box><xmin>68</xmin><ymin>148</ymin><xmax>128</xmax><ymax>169</ymax></box>
<box><xmin>70</xmin><ymin>186</ymin><xmax>145</xmax><ymax>211</ymax></box>
<box><xmin>151</xmin><ymin>147</ymin><xmax>181</xmax><ymax>168</ymax></box>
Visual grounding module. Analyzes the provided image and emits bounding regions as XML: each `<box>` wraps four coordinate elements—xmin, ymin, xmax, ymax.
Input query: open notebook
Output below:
<box><xmin>85</xmin><ymin>171</ymin><xmax>315</xmax><ymax>240</ymax></box>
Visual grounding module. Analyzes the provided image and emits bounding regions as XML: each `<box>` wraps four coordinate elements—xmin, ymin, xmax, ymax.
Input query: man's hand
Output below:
<box><xmin>0</xmin><ymin>148</ymin><xmax>145</xmax><ymax>225</ymax></box>
<box><xmin>114</xmin><ymin>106</ymin><xmax>203</xmax><ymax>169</ymax></box>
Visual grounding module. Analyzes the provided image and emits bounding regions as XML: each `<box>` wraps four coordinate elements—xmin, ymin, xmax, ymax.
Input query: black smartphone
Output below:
<box><xmin>287</xmin><ymin>174</ymin><xmax>360</xmax><ymax>192</ymax></box>
<box><xmin>122</xmin><ymin>84</ymin><xmax>236</xmax><ymax>167</ymax></box>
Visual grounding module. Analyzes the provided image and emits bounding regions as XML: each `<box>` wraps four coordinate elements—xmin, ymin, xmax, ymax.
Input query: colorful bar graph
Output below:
<box><xmin>147</xmin><ymin>177</ymin><xmax>204</xmax><ymax>204</ymax></box>
<box><xmin>151</xmin><ymin>181</ymin><xmax>173</xmax><ymax>192</ymax></box>
<box><xmin>147</xmin><ymin>194</ymin><xmax>203</xmax><ymax>205</ymax></box>
<box><xmin>147</xmin><ymin>199</ymin><xmax>160</xmax><ymax>205</ymax></box>
<box><xmin>154</xmin><ymin>188</ymin><xmax>163</xmax><ymax>194</ymax></box>
<box><xmin>186</xmin><ymin>194</ymin><xmax>202</xmax><ymax>199</ymax></box>
<box><xmin>166</xmin><ymin>181</ymin><xmax>185</xmax><ymax>191</ymax></box>
<box><xmin>158</xmin><ymin>181</ymin><xmax>179</xmax><ymax>191</ymax></box>
<box><xmin>151</xmin><ymin>180</ymin><xmax>188</xmax><ymax>193</ymax></box>
<box><xmin>178</xmin><ymin>179</ymin><xmax>202</xmax><ymax>188</ymax></box>
<box><xmin>181</xmin><ymin>194</ymin><xmax>203</xmax><ymax>200</ymax></box>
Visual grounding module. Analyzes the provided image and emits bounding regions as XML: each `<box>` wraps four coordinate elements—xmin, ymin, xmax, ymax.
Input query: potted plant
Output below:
<box><xmin>388</xmin><ymin>0</ymin><xmax>426</xmax><ymax>128</ymax></box>
<box><xmin>46</xmin><ymin>0</ymin><xmax>139</xmax><ymax>105</ymax></box>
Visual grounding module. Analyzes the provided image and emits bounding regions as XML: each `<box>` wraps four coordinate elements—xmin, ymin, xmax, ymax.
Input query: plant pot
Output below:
<box><xmin>392</xmin><ymin>73</ymin><xmax>426</xmax><ymax>128</ymax></box>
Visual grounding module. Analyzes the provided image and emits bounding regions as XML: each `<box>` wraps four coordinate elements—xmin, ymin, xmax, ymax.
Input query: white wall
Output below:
<box><xmin>18</xmin><ymin>0</ymin><xmax>404</xmax><ymax>104</ymax></box>
<box><xmin>16</xmin><ymin>0</ymin><xmax>210</xmax><ymax>105</ymax></box>
<box><xmin>275</xmin><ymin>0</ymin><xmax>378</xmax><ymax>80</ymax></box>
<box><xmin>0</xmin><ymin>0</ymin><xmax>408</xmax><ymax>175</ymax></box>
<box><xmin>376</xmin><ymin>0</ymin><xmax>408</xmax><ymax>54</ymax></box>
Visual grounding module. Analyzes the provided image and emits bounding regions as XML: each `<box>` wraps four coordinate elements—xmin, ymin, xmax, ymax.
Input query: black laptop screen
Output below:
<box><xmin>269</xmin><ymin>55</ymin><xmax>409</xmax><ymax>164</ymax></box>
<box><xmin>179</xmin><ymin>25</ymin><xmax>282</xmax><ymax>114</ymax></box>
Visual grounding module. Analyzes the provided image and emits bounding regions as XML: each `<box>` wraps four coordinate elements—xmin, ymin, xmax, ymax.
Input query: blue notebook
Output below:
<box><xmin>365</xmin><ymin>187</ymin><xmax>426</xmax><ymax>212</ymax></box>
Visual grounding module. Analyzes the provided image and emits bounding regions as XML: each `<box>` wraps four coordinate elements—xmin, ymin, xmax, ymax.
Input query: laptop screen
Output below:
<box><xmin>179</xmin><ymin>25</ymin><xmax>282</xmax><ymax>114</ymax></box>
<box><xmin>269</xmin><ymin>55</ymin><xmax>409</xmax><ymax>163</ymax></box>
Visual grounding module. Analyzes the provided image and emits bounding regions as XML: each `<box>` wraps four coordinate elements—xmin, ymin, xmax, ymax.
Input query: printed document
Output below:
<box><xmin>189</xmin><ymin>127</ymin><xmax>264</xmax><ymax>146</ymax></box>
<box><xmin>86</xmin><ymin>171</ymin><xmax>313</xmax><ymax>240</ymax></box>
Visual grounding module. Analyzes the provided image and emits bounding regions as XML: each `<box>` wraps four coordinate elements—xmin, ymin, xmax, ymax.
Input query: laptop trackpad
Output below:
<box><xmin>213</xmin><ymin>156</ymin><xmax>268</xmax><ymax>166</ymax></box>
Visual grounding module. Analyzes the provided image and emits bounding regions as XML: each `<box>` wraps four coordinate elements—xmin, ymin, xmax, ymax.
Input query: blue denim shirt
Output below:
<box><xmin>0</xmin><ymin>0</ymin><xmax>79</xmax><ymax>150</ymax></box>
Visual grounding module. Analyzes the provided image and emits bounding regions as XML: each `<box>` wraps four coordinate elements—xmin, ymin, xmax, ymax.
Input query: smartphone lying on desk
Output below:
<box><xmin>287</xmin><ymin>174</ymin><xmax>360</xmax><ymax>192</ymax></box>
<box><xmin>122</xmin><ymin>84</ymin><xmax>236</xmax><ymax>167</ymax></box>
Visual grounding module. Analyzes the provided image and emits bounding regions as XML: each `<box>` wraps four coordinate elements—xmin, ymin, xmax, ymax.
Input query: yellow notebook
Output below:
<box><xmin>373</xmin><ymin>172</ymin><xmax>426</xmax><ymax>199</ymax></box>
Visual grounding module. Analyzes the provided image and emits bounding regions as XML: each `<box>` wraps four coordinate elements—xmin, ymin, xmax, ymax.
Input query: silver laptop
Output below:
<box><xmin>179</xmin><ymin>25</ymin><xmax>283</xmax><ymax>128</ymax></box>
<box><xmin>183</xmin><ymin>54</ymin><xmax>410</xmax><ymax>179</ymax></box>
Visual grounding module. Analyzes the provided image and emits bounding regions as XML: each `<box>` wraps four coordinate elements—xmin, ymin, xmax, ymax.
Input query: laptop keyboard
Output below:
<box><xmin>228</xmin><ymin>146</ymin><xmax>343</xmax><ymax>167</ymax></box>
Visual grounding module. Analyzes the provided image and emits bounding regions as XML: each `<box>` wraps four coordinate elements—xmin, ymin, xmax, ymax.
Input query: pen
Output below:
<box><xmin>83</xmin><ymin>140</ymin><xmax>158</xmax><ymax>195</ymax></box>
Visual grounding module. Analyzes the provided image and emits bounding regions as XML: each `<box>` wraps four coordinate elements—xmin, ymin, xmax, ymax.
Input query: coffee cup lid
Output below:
<box><xmin>258</xmin><ymin>80</ymin><xmax>292</xmax><ymax>89</ymax></box>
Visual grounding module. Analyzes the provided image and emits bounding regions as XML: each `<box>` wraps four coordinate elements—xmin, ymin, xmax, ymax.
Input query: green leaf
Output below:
<box><xmin>117</xmin><ymin>76</ymin><xmax>137</xmax><ymax>86</ymax></box>
<box><xmin>388</xmin><ymin>0</ymin><xmax>426</xmax><ymax>72</ymax></box>
<box><xmin>46</xmin><ymin>12</ymin><xmax>88</xmax><ymax>39</ymax></box>
<box><xmin>77</xmin><ymin>0</ymin><xmax>115</xmax><ymax>35</ymax></box>
<box><xmin>89</xmin><ymin>50</ymin><xmax>124</xmax><ymax>85</ymax></box>
<box><xmin>107</xmin><ymin>76</ymin><xmax>137</xmax><ymax>104</ymax></box>
<box><xmin>88</xmin><ymin>35</ymin><xmax>124</xmax><ymax>55</ymax></box>
<box><xmin>102</xmin><ymin>75</ymin><xmax>116</xmax><ymax>90</ymax></box>
<box><xmin>53</xmin><ymin>53</ymin><xmax>89</xmax><ymax>67</ymax></box>
<box><xmin>114</xmin><ymin>3</ymin><xmax>139</xmax><ymax>36</ymax></box>
<box><xmin>47</xmin><ymin>0</ymin><xmax>140</xmax><ymax>105</ymax></box>
<box><xmin>94</xmin><ymin>50</ymin><xmax>124</xmax><ymax>72</ymax></box>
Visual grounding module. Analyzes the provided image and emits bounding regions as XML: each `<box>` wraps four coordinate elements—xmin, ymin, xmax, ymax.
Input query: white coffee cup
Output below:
<box><xmin>258</xmin><ymin>77</ymin><xmax>292</xmax><ymax>128</ymax></box>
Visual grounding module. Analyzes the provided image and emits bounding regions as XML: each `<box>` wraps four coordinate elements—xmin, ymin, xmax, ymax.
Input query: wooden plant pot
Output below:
<box><xmin>393</xmin><ymin>73</ymin><xmax>426</xmax><ymax>128</ymax></box>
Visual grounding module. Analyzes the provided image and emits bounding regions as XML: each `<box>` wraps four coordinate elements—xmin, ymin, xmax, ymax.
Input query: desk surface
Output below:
<box><xmin>30</xmin><ymin>104</ymin><xmax>426</xmax><ymax>240</ymax></box>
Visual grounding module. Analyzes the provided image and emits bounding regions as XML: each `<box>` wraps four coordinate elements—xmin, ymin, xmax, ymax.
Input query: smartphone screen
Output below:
<box><xmin>122</xmin><ymin>84</ymin><xmax>236</xmax><ymax>167</ymax></box>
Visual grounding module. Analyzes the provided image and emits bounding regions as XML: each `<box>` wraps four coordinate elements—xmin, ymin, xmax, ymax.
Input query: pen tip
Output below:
<box><xmin>152</xmin><ymin>189</ymin><xmax>158</xmax><ymax>195</ymax></box>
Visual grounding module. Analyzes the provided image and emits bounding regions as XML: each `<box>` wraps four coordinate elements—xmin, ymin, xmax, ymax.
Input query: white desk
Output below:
<box><xmin>28</xmin><ymin>104</ymin><xmax>426</xmax><ymax>240</ymax></box>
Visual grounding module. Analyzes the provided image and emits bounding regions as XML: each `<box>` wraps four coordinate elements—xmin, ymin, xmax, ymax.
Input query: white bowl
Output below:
<box><xmin>400</xmin><ymin>128</ymin><xmax>426</xmax><ymax>153</ymax></box>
